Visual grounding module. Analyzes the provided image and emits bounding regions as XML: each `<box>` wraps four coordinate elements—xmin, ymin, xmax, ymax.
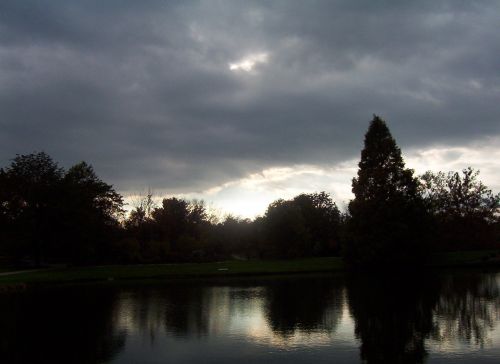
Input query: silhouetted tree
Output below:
<box><xmin>207</xmin><ymin>215</ymin><xmax>257</xmax><ymax>259</ymax></box>
<box><xmin>0</xmin><ymin>152</ymin><xmax>63</xmax><ymax>266</ymax></box>
<box><xmin>60</xmin><ymin>161</ymin><xmax>124</xmax><ymax>264</ymax></box>
<box><xmin>293</xmin><ymin>192</ymin><xmax>341</xmax><ymax>255</ymax></box>
<box><xmin>421</xmin><ymin>168</ymin><xmax>500</xmax><ymax>250</ymax></box>
<box><xmin>123</xmin><ymin>191</ymin><xmax>159</xmax><ymax>262</ymax></box>
<box><xmin>151</xmin><ymin>197</ymin><xmax>210</xmax><ymax>260</ymax></box>
<box><xmin>262</xmin><ymin>192</ymin><xmax>341</xmax><ymax>258</ymax></box>
<box><xmin>0</xmin><ymin>153</ymin><xmax>124</xmax><ymax>265</ymax></box>
<box><xmin>263</xmin><ymin>199</ymin><xmax>310</xmax><ymax>258</ymax></box>
<box><xmin>344</xmin><ymin>116</ymin><xmax>429</xmax><ymax>269</ymax></box>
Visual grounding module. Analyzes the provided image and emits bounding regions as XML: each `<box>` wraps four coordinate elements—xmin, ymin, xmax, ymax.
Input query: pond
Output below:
<box><xmin>1</xmin><ymin>270</ymin><xmax>499</xmax><ymax>363</ymax></box>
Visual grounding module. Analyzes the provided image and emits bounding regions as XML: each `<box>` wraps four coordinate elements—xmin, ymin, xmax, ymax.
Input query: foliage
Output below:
<box><xmin>263</xmin><ymin>192</ymin><xmax>341</xmax><ymax>258</ymax></box>
<box><xmin>2</xmin><ymin>120</ymin><xmax>499</xmax><ymax>268</ymax></box>
<box><xmin>344</xmin><ymin>115</ymin><xmax>430</xmax><ymax>269</ymax></box>
<box><xmin>420</xmin><ymin>168</ymin><xmax>500</xmax><ymax>250</ymax></box>
<box><xmin>208</xmin><ymin>215</ymin><xmax>260</xmax><ymax>259</ymax></box>
<box><xmin>124</xmin><ymin>197</ymin><xmax>214</xmax><ymax>262</ymax></box>
<box><xmin>0</xmin><ymin>152</ymin><xmax>124</xmax><ymax>265</ymax></box>
<box><xmin>0</xmin><ymin>152</ymin><xmax>63</xmax><ymax>265</ymax></box>
<box><xmin>264</xmin><ymin>198</ymin><xmax>310</xmax><ymax>258</ymax></box>
<box><xmin>59</xmin><ymin>162</ymin><xmax>124</xmax><ymax>264</ymax></box>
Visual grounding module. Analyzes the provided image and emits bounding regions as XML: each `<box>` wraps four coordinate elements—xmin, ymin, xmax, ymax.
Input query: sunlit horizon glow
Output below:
<box><xmin>123</xmin><ymin>137</ymin><xmax>500</xmax><ymax>220</ymax></box>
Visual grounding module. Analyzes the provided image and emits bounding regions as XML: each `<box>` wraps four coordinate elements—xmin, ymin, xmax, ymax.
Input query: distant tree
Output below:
<box><xmin>0</xmin><ymin>153</ymin><xmax>125</xmax><ymax>265</ymax></box>
<box><xmin>151</xmin><ymin>197</ymin><xmax>210</xmax><ymax>259</ymax></box>
<box><xmin>420</xmin><ymin>168</ymin><xmax>500</xmax><ymax>250</ymax></box>
<box><xmin>123</xmin><ymin>190</ymin><xmax>158</xmax><ymax>262</ymax></box>
<box><xmin>292</xmin><ymin>192</ymin><xmax>341</xmax><ymax>255</ymax></box>
<box><xmin>262</xmin><ymin>192</ymin><xmax>341</xmax><ymax>258</ymax></box>
<box><xmin>344</xmin><ymin>115</ymin><xmax>429</xmax><ymax>269</ymax></box>
<box><xmin>0</xmin><ymin>152</ymin><xmax>63</xmax><ymax>266</ymax></box>
<box><xmin>64</xmin><ymin>162</ymin><xmax>123</xmax><ymax>221</ymax></box>
<box><xmin>264</xmin><ymin>199</ymin><xmax>310</xmax><ymax>258</ymax></box>
<box><xmin>0</xmin><ymin>168</ymin><xmax>8</xmax><ymax>259</ymax></box>
<box><xmin>126</xmin><ymin>189</ymin><xmax>156</xmax><ymax>229</ymax></box>
<box><xmin>61</xmin><ymin>161</ymin><xmax>124</xmax><ymax>264</ymax></box>
<box><xmin>208</xmin><ymin>215</ymin><xmax>256</xmax><ymax>259</ymax></box>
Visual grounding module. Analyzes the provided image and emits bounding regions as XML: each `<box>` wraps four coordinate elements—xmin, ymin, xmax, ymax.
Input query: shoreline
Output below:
<box><xmin>0</xmin><ymin>250</ymin><xmax>499</xmax><ymax>289</ymax></box>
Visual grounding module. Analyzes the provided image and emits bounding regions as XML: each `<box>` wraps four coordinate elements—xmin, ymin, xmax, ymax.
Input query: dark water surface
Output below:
<box><xmin>1</xmin><ymin>270</ymin><xmax>499</xmax><ymax>363</ymax></box>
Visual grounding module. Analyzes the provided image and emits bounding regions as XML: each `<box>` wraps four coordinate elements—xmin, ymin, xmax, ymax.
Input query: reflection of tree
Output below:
<box><xmin>264</xmin><ymin>275</ymin><xmax>345</xmax><ymax>337</ymax></box>
<box><xmin>163</xmin><ymin>285</ymin><xmax>210</xmax><ymax>336</ymax></box>
<box><xmin>0</xmin><ymin>286</ymin><xmax>126</xmax><ymax>364</ymax></box>
<box><xmin>347</xmin><ymin>274</ymin><xmax>440</xmax><ymax>364</ymax></box>
<box><xmin>431</xmin><ymin>272</ymin><xmax>500</xmax><ymax>346</ymax></box>
<box><xmin>114</xmin><ymin>283</ymin><xmax>211</xmax><ymax>340</ymax></box>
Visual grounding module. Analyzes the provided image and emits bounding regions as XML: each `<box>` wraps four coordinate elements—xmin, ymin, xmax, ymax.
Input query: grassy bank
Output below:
<box><xmin>428</xmin><ymin>250</ymin><xmax>500</xmax><ymax>268</ymax></box>
<box><xmin>0</xmin><ymin>250</ymin><xmax>498</xmax><ymax>286</ymax></box>
<box><xmin>0</xmin><ymin>257</ymin><xmax>344</xmax><ymax>285</ymax></box>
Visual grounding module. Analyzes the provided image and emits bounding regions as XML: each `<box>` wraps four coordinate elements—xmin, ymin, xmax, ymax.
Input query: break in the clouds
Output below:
<box><xmin>0</xmin><ymin>1</ymin><xmax>499</xmax><ymax>217</ymax></box>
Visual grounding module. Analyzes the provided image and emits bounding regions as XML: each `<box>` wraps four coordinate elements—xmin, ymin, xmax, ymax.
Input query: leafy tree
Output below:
<box><xmin>61</xmin><ymin>161</ymin><xmax>124</xmax><ymax>264</ymax></box>
<box><xmin>263</xmin><ymin>192</ymin><xmax>341</xmax><ymax>258</ymax></box>
<box><xmin>151</xmin><ymin>197</ymin><xmax>209</xmax><ymax>259</ymax></box>
<box><xmin>124</xmin><ymin>193</ymin><xmax>160</xmax><ymax>263</ymax></box>
<box><xmin>345</xmin><ymin>115</ymin><xmax>429</xmax><ymax>269</ymax></box>
<box><xmin>292</xmin><ymin>192</ymin><xmax>341</xmax><ymax>255</ymax></box>
<box><xmin>125</xmin><ymin>190</ymin><xmax>157</xmax><ymax>229</ymax></box>
<box><xmin>0</xmin><ymin>152</ymin><xmax>63</xmax><ymax>265</ymax></box>
<box><xmin>263</xmin><ymin>199</ymin><xmax>310</xmax><ymax>258</ymax></box>
<box><xmin>0</xmin><ymin>153</ymin><xmax>124</xmax><ymax>265</ymax></box>
<box><xmin>64</xmin><ymin>162</ymin><xmax>123</xmax><ymax>222</ymax></box>
<box><xmin>420</xmin><ymin>168</ymin><xmax>500</xmax><ymax>250</ymax></box>
<box><xmin>207</xmin><ymin>215</ymin><xmax>257</xmax><ymax>259</ymax></box>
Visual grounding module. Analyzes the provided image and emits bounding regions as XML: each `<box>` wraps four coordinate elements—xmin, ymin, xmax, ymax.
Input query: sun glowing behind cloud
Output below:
<box><xmin>229</xmin><ymin>52</ymin><xmax>269</xmax><ymax>72</ymax></box>
<box><xmin>177</xmin><ymin>164</ymin><xmax>356</xmax><ymax>218</ymax></box>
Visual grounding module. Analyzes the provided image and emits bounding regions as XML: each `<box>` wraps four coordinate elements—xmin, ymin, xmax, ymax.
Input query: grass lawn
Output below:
<box><xmin>0</xmin><ymin>250</ymin><xmax>498</xmax><ymax>286</ymax></box>
<box><xmin>428</xmin><ymin>250</ymin><xmax>500</xmax><ymax>267</ymax></box>
<box><xmin>0</xmin><ymin>256</ymin><xmax>344</xmax><ymax>285</ymax></box>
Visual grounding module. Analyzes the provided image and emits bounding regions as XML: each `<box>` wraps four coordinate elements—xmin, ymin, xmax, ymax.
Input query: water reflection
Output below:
<box><xmin>0</xmin><ymin>271</ymin><xmax>498</xmax><ymax>363</ymax></box>
<box><xmin>0</xmin><ymin>286</ymin><xmax>125</xmax><ymax>364</ymax></box>
<box><xmin>346</xmin><ymin>274</ymin><xmax>440</xmax><ymax>363</ymax></box>
<box><xmin>264</xmin><ymin>276</ymin><xmax>345</xmax><ymax>336</ymax></box>
<box><xmin>432</xmin><ymin>272</ymin><xmax>500</xmax><ymax>347</ymax></box>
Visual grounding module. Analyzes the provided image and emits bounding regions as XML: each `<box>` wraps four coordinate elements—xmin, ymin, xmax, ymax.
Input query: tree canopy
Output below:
<box><xmin>420</xmin><ymin>168</ymin><xmax>500</xmax><ymax>250</ymax></box>
<box><xmin>0</xmin><ymin>152</ymin><xmax>124</xmax><ymax>265</ymax></box>
<box><xmin>263</xmin><ymin>192</ymin><xmax>341</xmax><ymax>258</ymax></box>
<box><xmin>1</xmin><ymin>118</ymin><xmax>498</xmax><ymax>268</ymax></box>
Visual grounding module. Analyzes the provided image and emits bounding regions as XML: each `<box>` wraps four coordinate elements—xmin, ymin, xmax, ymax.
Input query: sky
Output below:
<box><xmin>1</xmin><ymin>1</ymin><xmax>499</xmax><ymax>218</ymax></box>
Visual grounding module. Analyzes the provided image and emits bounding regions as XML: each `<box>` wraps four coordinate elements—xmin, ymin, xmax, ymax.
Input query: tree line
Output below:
<box><xmin>1</xmin><ymin>115</ymin><xmax>498</xmax><ymax>267</ymax></box>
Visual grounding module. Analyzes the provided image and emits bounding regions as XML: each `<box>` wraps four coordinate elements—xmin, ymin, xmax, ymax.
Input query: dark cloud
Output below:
<box><xmin>1</xmin><ymin>0</ymin><xmax>499</xmax><ymax>193</ymax></box>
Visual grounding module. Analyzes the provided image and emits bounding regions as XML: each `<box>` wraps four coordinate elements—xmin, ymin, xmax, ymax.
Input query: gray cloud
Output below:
<box><xmin>1</xmin><ymin>0</ymin><xmax>499</xmax><ymax>194</ymax></box>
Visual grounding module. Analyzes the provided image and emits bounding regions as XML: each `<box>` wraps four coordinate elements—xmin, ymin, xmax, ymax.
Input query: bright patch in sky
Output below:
<box><xmin>179</xmin><ymin>164</ymin><xmax>357</xmax><ymax>218</ymax></box>
<box><xmin>229</xmin><ymin>52</ymin><xmax>269</xmax><ymax>72</ymax></box>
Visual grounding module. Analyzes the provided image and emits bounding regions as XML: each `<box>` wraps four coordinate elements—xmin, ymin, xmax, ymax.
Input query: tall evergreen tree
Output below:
<box><xmin>344</xmin><ymin>115</ymin><xmax>429</xmax><ymax>269</ymax></box>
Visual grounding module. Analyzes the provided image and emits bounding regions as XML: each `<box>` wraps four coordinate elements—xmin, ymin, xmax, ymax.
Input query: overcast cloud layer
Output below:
<box><xmin>1</xmin><ymin>1</ymin><xmax>499</xmax><ymax>215</ymax></box>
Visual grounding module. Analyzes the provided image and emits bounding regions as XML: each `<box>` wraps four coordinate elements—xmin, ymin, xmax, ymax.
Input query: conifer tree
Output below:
<box><xmin>344</xmin><ymin>115</ymin><xmax>429</xmax><ymax>269</ymax></box>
